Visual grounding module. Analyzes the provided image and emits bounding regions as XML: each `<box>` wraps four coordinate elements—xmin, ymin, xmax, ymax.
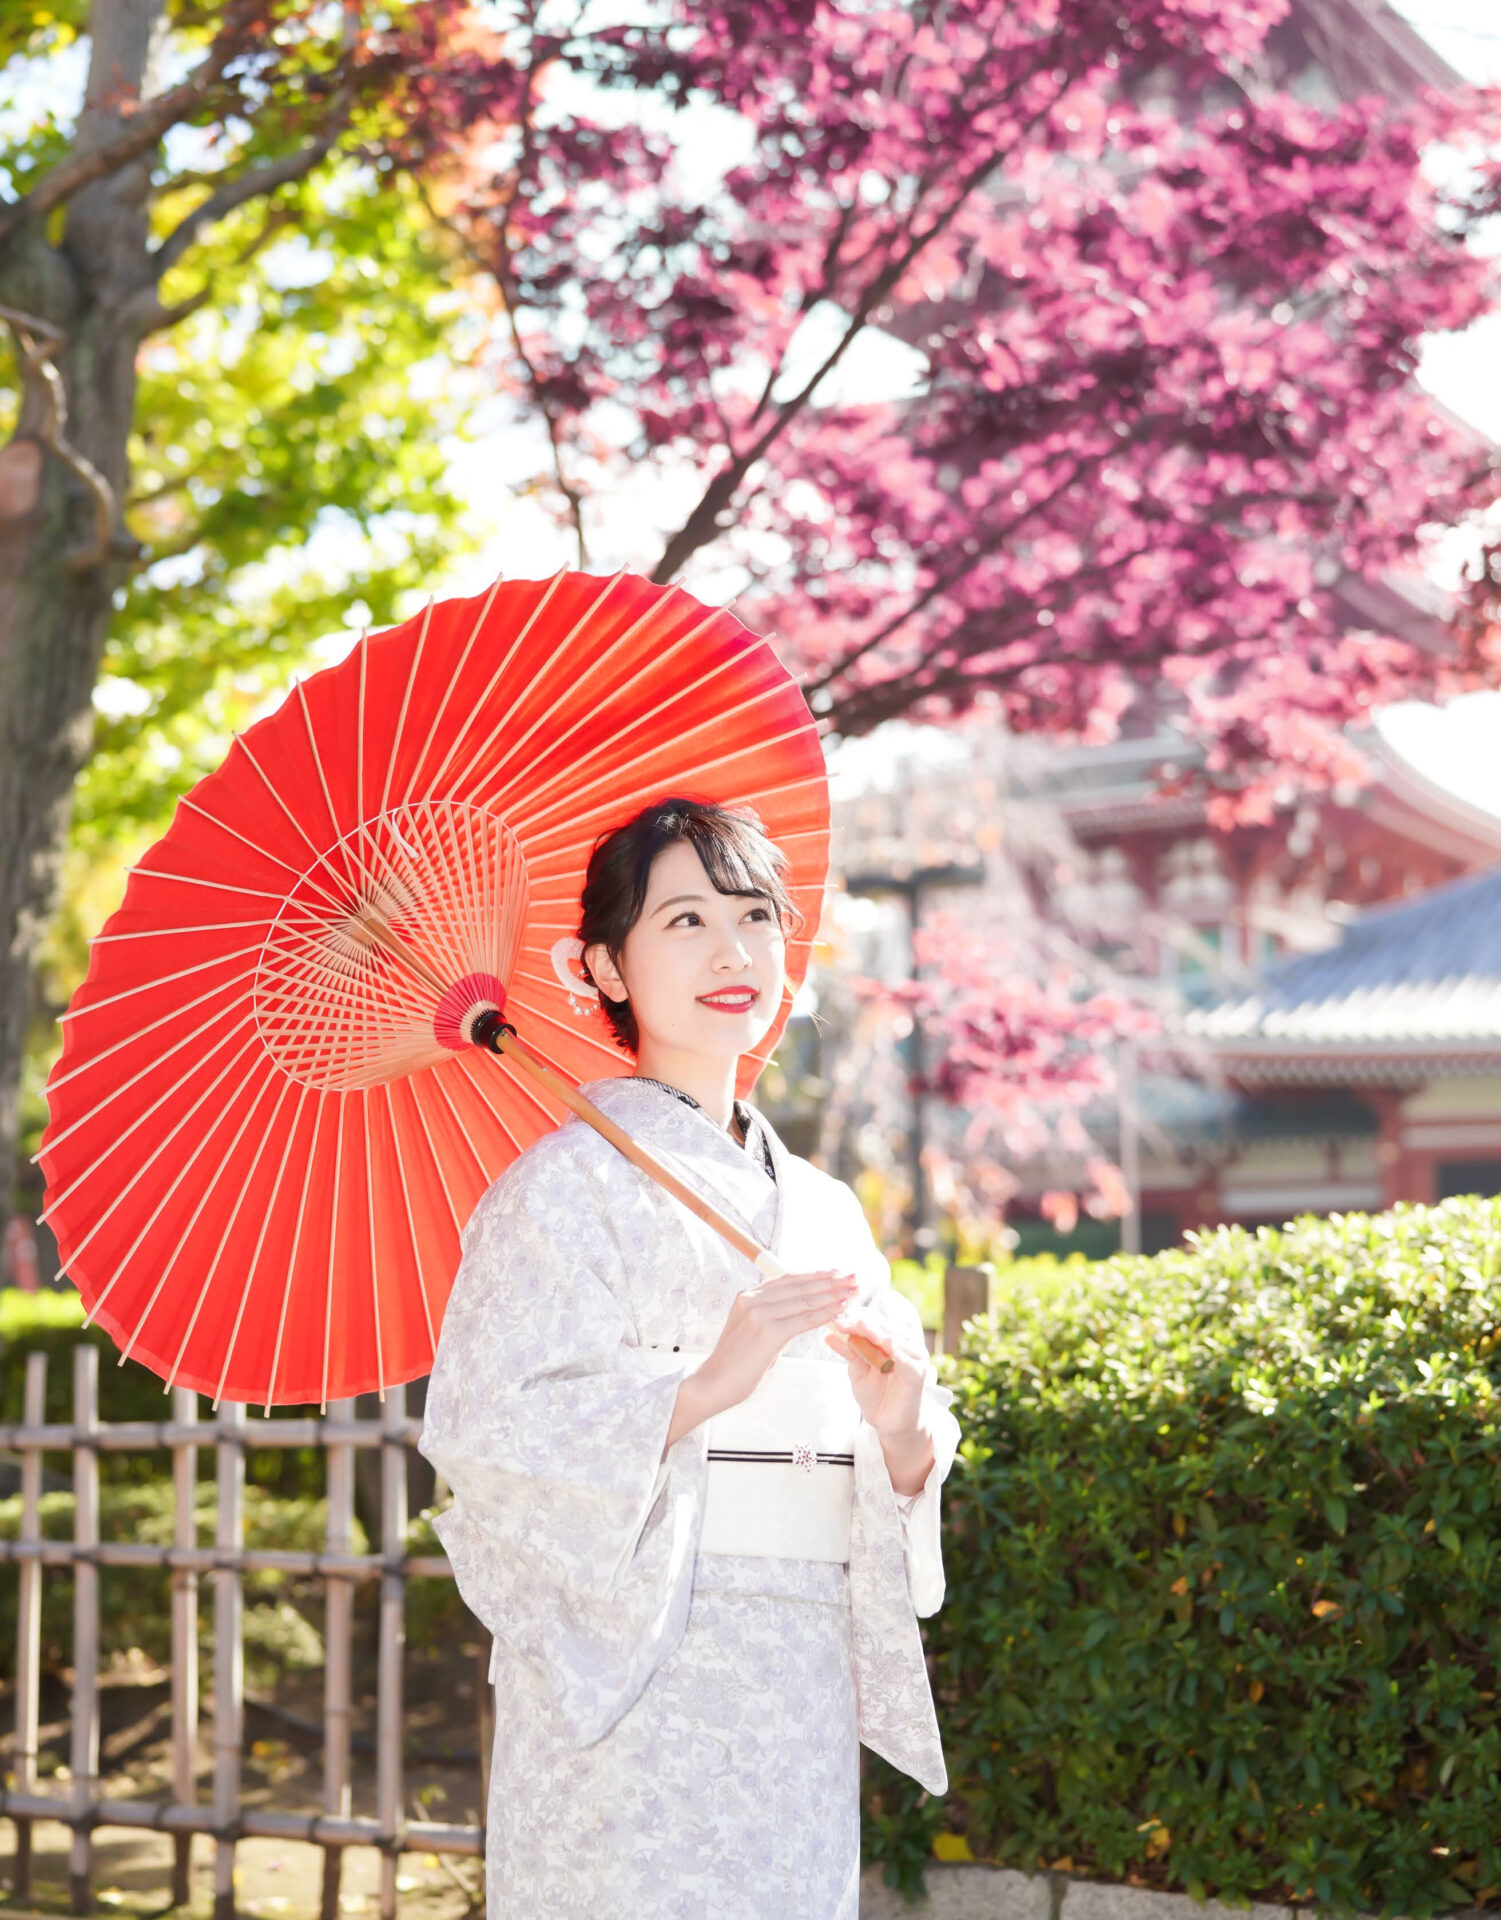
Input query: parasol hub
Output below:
<box><xmin>252</xmin><ymin>800</ymin><xmax>529</xmax><ymax>1092</ymax></box>
<box><xmin>433</xmin><ymin>973</ymin><xmax>509</xmax><ymax>1052</ymax></box>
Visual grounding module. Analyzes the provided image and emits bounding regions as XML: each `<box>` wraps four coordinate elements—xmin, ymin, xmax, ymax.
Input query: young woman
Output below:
<box><xmin>420</xmin><ymin>797</ymin><xmax>961</xmax><ymax>1920</ymax></box>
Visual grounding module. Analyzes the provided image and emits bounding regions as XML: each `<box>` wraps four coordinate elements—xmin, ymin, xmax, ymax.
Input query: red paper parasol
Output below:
<box><xmin>39</xmin><ymin>570</ymin><xmax>832</xmax><ymax>1406</ymax></box>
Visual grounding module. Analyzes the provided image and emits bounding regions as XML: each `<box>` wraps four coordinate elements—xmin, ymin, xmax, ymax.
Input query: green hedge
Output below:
<box><xmin>866</xmin><ymin>1198</ymin><xmax>1501</xmax><ymax>1914</ymax></box>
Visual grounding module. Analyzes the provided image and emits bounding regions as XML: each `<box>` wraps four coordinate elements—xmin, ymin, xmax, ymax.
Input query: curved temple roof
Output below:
<box><xmin>1188</xmin><ymin>862</ymin><xmax>1501</xmax><ymax>1078</ymax></box>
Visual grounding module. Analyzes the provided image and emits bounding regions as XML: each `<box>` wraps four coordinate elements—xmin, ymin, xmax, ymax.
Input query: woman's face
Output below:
<box><xmin>585</xmin><ymin>840</ymin><xmax>786</xmax><ymax>1063</ymax></box>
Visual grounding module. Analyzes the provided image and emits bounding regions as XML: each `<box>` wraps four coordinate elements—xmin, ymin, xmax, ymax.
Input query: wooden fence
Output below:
<box><xmin>0</xmin><ymin>1346</ymin><xmax>483</xmax><ymax>1918</ymax></box>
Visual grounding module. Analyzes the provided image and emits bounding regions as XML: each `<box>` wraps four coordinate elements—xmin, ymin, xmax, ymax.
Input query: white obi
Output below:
<box><xmin>639</xmin><ymin>1346</ymin><xmax>861</xmax><ymax>1562</ymax></box>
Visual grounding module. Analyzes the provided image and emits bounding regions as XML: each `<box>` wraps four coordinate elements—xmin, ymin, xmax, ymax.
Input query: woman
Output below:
<box><xmin>420</xmin><ymin>796</ymin><xmax>961</xmax><ymax>1919</ymax></box>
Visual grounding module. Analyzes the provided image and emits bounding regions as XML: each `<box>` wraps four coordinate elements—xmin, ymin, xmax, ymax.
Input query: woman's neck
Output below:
<box><xmin>632</xmin><ymin>1040</ymin><xmax>738</xmax><ymax>1130</ymax></box>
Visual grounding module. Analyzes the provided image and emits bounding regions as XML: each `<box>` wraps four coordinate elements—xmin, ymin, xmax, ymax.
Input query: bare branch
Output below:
<box><xmin>0</xmin><ymin>3</ymin><xmax>263</xmax><ymax>251</ymax></box>
<box><xmin>148</xmin><ymin>125</ymin><xmax>349</xmax><ymax>283</ymax></box>
<box><xmin>418</xmin><ymin>36</ymin><xmax>593</xmax><ymax>571</ymax></box>
<box><xmin>121</xmin><ymin>202</ymin><xmax>299</xmax><ymax>336</ymax></box>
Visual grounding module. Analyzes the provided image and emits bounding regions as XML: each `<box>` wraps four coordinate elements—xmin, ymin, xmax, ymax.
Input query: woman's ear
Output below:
<box><xmin>582</xmin><ymin>942</ymin><xmax>628</xmax><ymax>1006</ymax></box>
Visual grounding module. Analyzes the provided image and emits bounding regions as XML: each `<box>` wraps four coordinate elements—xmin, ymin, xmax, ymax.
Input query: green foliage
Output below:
<box><xmin>0</xmin><ymin>1</ymin><xmax>86</xmax><ymax>68</ymax></box>
<box><xmin>0</xmin><ymin>1286</ymin><xmax>183</xmax><ymax>1450</ymax></box>
<box><xmin>3</xmin><ymin>41</ymin><xmax>483</xmax><ymax>1154</ymax></box>
<box><xmin>866</xmin><ymin>1199</ymin><xmax>1501</xmax><ymax>1914</ymax></box>
<box><xmin>891</xmin><ymin>1253</ymin><xmax>946</xmax><ymax>1331</ymax></box>
<box><xmin>87</xmin><ymin>164</ymin><xmax>477</xmax><ymax>856</ymax></box>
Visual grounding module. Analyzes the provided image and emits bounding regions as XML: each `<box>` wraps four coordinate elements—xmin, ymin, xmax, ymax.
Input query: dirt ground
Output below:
<box><xmin>0</xmin><ymin>1638</ymin><xmax>491</xmax><ymax>1919</ymax></box>
<box><xmin>0</xmin><ymin>1822</ymin><xmax>480</xmax><ymax>1920</ymax></box>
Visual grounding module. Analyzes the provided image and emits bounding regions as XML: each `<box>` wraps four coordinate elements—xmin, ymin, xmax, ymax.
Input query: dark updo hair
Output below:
<box><xmin>577</xmin><ymin>796</ymin><xmax>799</xmax><ymax>1053</ymax></box>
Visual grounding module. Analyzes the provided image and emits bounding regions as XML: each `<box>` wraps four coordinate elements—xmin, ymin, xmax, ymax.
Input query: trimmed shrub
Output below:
<box><xmin>865</xmin><ymin>1199</ymin><xmax>1501</xmax><ymax>1916</ymax></box>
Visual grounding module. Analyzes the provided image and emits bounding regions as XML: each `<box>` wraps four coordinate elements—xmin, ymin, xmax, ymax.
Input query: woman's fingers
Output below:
<box><xmin>761</xmin><ymin>1267</ymin><xmax>854</xmax><ymax>1299</ymax></box>
<box><xmin>778</xmin><ymin>1296</ymin><xmax>856</xmax><ymax>1332</ymax></box>
<box><xmin>760</xmin><ymin>1273</ymin><xmax>855</xmax><ymax>1317</ymax></box>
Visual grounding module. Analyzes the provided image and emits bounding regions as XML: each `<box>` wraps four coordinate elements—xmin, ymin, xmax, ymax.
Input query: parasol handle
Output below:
<box><xmin>474</xmin><ymin>1017</ymin><xmax>895</xmax><ymax>1376</ymax></box>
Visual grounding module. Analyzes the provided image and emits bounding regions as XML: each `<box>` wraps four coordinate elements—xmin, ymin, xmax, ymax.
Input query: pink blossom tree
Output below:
<box><xmin>421</xmin><ymin>0</ymin><xmax>1501</xmax><ymax>818</ymax></box>
<box><xmin>410</xmin><ymin>0</ymin><xmax>1498</xmax><ymax>1213</ymax></box>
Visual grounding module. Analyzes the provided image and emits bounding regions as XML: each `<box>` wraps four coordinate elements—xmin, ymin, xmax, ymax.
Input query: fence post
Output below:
<box><xmin>171</xmin><ymin>1386</ymin><xmax>201</xmax><ymax>1907</ymax></box>
<box><xmin>13</xmin><ymin>1350</ymin><xmax>47</xmax><ymax>1900</ymax></box>
<box><xmin>942</xmin><ymin>1265</ymin><xmax>990</xmax><ymax>1359</ymax></box>
<box><xmin>212</xmin><ymin>1400</ymin><xmax>246</xmax><ymax>1920</ymax></box>
<box><xmin>377</xmin><ymin>1388</ymin><xmax>408</xmax><ymax>1920</ymax></box>
<box><xmin>320</xmin><ymin>1399</ymin><xmax>357</xmax><ymax>1920</ymax></box>
<box><xmin>70</xmin><ymin>1345</ymin><xmax>100</xmax><ymax>1916</ymax></box>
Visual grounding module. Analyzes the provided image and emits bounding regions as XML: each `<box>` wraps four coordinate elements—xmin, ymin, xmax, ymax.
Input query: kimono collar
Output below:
<box><xmin>580</xmin><ymin>1074</ymin><xmax>787</xmax><ymax>1255</ymax></box>
<box><xmin>629</xmin><ymin>1076</ymin><xmax>775</xmax><ymax>1184</ymax></box>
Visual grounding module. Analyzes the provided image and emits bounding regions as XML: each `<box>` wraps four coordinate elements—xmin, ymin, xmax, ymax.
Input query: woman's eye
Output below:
<box><xmin>746</xmin><ymin>905</ymin><xmax>773</xmax><ymax>923</ymax></box>
<box><xmin>668</xmin><ymin>911</ymin><xmax>704</xmax><ymax>927</ymax></box>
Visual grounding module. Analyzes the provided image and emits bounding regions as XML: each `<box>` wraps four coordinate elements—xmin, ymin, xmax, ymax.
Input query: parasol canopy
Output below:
<box><xmin>39</xmin><ymin>570</ymin><xmax>831</xmax><ymax>1406</ymax></box>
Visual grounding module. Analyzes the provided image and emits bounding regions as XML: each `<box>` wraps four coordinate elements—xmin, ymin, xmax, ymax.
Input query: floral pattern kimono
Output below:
<box><xmin>420</xmin><ymin>1076</ymin><xmax>961</xmax><ymax>1920</ymax></box>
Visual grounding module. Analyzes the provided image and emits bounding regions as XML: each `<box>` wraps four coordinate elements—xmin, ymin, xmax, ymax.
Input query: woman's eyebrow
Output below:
<box><xmin>650</xmin><ymin>889</ymin><xmax>768</xmax><ymax>913</ymax></box>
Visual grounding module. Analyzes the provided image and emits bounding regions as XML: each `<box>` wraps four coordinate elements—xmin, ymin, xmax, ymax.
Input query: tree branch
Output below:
<box><xmin>121</xmin><ymin>201</ymin><xmax>299</xmax><ymax>336</ymax></box>
<box><xmin>432</xmin><ymin>36</ymin><xmax>593</xmax><ymax>570</ymax></box>
<box><xmin>0</xmin><ymin>2</ymin><xmax>263</xmax><ymax>251</ymax></box>
<box><xmin>649</xmin><ymin>66</ymin><xmax>1066</xmax><ymax>585</ymax></box>
<box><xmin>803</xmin><ymin>454</ymin><xmax>1101</xmax><ymax>694</ymax></box>
<box><xmin>147</xmin><ymin>123</ymin><xmax>349</xmax><ymax>285</ymax></box>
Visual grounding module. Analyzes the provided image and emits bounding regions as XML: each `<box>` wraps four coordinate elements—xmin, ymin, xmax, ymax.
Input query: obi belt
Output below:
<box><xmin>637</xmin><ymin>1347</ymin><xmax>861</xmax><ymax>1562</ymax></box>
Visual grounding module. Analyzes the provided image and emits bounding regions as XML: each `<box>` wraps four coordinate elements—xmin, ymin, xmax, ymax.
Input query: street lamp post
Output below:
<box><xmin>844</xmin><ymin>861</ymin><xmax>985</xmax><ymax>1253</ymax></box>
<box><xmin>1117</xmin><ymin>1036</ymin><xmax>1141</xmax><ymax>1255</ymax></box>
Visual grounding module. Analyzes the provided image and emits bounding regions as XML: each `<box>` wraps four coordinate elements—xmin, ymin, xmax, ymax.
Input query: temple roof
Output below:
<box><xmin>1266</xmin><ymin>0</ymin><xmax>1459</xmax><ymax>101</ymax></box>
<box><xmin>1187</xmin><ymin>861</ymin><xmax>1501</xmax><ymax>1077</ymax></box>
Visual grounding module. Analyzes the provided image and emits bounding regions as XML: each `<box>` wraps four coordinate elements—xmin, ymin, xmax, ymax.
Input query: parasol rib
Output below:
<box><xmin>381</xmin><ymin>1084</ymin><xmax>439</xmax><ymax>1357</ymax></box>
<box><xmin>443</xmin><ymin>570</ymin><xmax>629</xmax><ymax>805</ymax></box>
<box><xmin>493</xmin><ymin>613</ymin><xmax>746</xmax><ymax>829</ymax></box>
<box><xmin>422</xmin><ymin>571</ymin><xmax>569</xmax><ymax>800</ymax></box>
<box><xmin>261</xmin><ymin>1093</ymin><xmax>332</xmax><ymax>1409</ymax></box>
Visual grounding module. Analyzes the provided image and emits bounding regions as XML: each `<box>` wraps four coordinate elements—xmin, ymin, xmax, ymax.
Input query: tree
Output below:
<box><xmin>0</xmin><ymin>0</ymin><xmax>476</xmax><ymax>1198</ymax></box>
<box><xmin>417</xmin><ymin>0</ymin><xmax>1499</xmax><ymax>791</ymax></box>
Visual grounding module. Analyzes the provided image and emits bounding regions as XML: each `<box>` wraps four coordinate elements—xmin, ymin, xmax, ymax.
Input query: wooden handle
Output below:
<box><xmin>488</xmin><ymin>1029</ymin><xmax>896</xmax><ymax>1375</ymax></box>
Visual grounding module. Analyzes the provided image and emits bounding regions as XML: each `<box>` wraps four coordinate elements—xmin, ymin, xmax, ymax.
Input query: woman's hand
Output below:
<box><xmin>825</xmin><ymin>1311</ymin><xmax>935</xmax><ymax>1496</ymax></box>
<box><xmin>665</xmin><ymin>1270</ymin><xmax>858</xmax><ymax>1449</ymax></box>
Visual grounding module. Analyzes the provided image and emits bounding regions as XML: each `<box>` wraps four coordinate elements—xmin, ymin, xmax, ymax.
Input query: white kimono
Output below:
<box><xmin>420</xmin><ymin>1077</ymin><xmax>961</xmax><ymax>1920</ymax></box>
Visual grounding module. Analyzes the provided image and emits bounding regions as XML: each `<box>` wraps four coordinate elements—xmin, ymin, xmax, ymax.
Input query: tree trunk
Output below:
<box><xmin>0</xmin><ymin>0</ymin><xmax>164</xmax><ymax>1215</ymax></box>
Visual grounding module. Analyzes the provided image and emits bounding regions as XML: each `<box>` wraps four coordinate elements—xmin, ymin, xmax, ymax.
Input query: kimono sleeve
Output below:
<box><xmin>839</xmin><ymin>1185</ymin><xmax>961</xmax><ymax>1618</ymax></box>
<box><xmin>419</xmin><ymin>1138</ymin><xmax>709</xmax><ymax>1747</ymax></box>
